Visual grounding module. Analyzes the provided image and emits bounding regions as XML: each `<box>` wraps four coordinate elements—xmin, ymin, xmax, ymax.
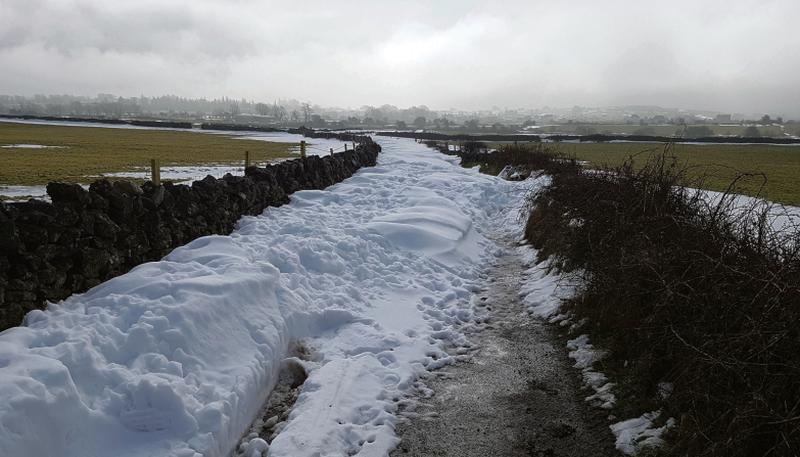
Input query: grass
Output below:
<box><xmin>530</xmin><ymin>123</ymin><xmax>788</xmax><ymax>137</ymax></box>
<box><xmin>0</xmin><ymin>122</ymin><xmax>296</xmax><ymax>186</ymax></box>
<box><xmin>555</xmin><ymin>142</ymin><xmax>800</xmax><ymax>206</ymax></box>
<box><xmin>479</xmin><ymin>140</ymin><xmax>800</xmax><ymax>205</ymax></box>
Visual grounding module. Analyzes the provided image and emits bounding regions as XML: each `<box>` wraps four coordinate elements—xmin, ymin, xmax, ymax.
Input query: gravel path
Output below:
<box><xmin>391</xmin><ymin>239</ymin><xmax>619</xmax><ymax>457</ymax></box>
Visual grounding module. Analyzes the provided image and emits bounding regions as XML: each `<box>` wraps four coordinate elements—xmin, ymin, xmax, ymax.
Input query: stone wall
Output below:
<box><xmin>0</xmin><ymin>114</ymin><xmax>192</xmax><ymax>129</ymax></box>
<box><xmin>379</xmin><ymin>131</ymin><xmax>800</xmax><ymax>145</ymax></box>
<box><xmin>0</xmin><ymin>140</ymin><xmax>380</xmax><ymax>330</ymax></box>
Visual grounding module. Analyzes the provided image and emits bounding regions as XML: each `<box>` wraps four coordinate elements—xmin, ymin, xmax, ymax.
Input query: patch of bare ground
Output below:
<box><xmin>233</xmin><ymin>342</ymin><xmax>310</xmax><ymax>456</ymax></box>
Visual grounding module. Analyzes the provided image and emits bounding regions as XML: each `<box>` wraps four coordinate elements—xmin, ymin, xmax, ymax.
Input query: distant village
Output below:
<box><xmin>0</xmin><ymin>93</ymin><xmax>794</xmax><ymax>134</ymax></box>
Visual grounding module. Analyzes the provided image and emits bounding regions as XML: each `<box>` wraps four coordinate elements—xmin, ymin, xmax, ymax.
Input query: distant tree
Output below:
<box><xmin>362</xmin><ymin>117</ymin><xmax>375</xmax><ymax>125</ymax></box>
<box><xmin>413</xmin><ymin>116</ymin><xmax>427</xmax><ymax>129</ymax></box>
<box><xmin>290</xmin><ymin>110</ymin><xmax>300</xmax><ymax>123</ymax></box>
<box><xmin>742</xmin><ymin>126</ymin><xmax>761</xmax><ymax>137</ymax></box>
<box><xmin>364</xmin><ymin>106</ymin><xmax>388</xmax><ymax>124</ymax></box>
<box><xmin>684</xmin><ymin>125</ymin><xmax>714</xmax><ymax>137</ymax></box>
<box><xmin>396</xmin><ymin>120</ymin><xmax>407</xmax><ymax>129</ymax></box>
<box><xmin>310</xmin><ymin>114</ymin><xmax>325</xmax><ymax>126</ymax></box>
<box><xmin>522</xmin><ymin>119</ymin><xmax>536</xmax><ymax>127</ymax></box>
<box><xmin>761</xmin><ymin>114</ymin><xmax>772</xmax><ymax>124</ymax></box>
<box><xmin>433</xmin><ymin>117</ymin><xmax>452</xmax><ymax>129</ymax></box>
<box><xmin>69</xmin><ymin>101</ymin><xmax>84</xmax><ymax>115</ymax></box>
<box><xmin>776</xmin><ymin>116</ymin><xmax>784</xmax><ymax>124</ymax></box>
<box><xmin>301</xmin><ymin>103</ymin><xmax>312</xmax><ymax>123</ymax></box>
<box><xmin>491</xmin><ymin>122</ymin><xmax>508</xmax><ymax>133</ymax></box>
<box><xmin>255</xmin><ymin>103</ymin><xmax>270</xmax><ymax>116</ymax></box>
<box><xmin>271</xmin><ymin>104</ymin><xmax>287</xmax><ymax>122</ymax></box>
<box><xmin>464</xmin><ymin>119</ymin><xmax>480</xmax><ymax>131</ymax></box>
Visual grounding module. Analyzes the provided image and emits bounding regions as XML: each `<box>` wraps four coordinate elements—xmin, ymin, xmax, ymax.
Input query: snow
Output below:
<box><xmin>566</xmin><ymin>334</ymin><xmax>616</xmax><ymax>409</ymax></box>
<box><xmin>698</xmin><ymin>188</ymin><xmax>800</xmax><ymax>233</ymax></box>
<box><xmin>228</xmin><ymin>131</ymin><xmax>352</xmax><ymax>157</ymax></box>
<box><xmin>104</xmin><ymin>165</ymin><xmax>250</xmax><ymax>183</ymax></box>
<box><xmin>517</xmin><ymin>249</ymin><xmax>582</xmax><ymax>320</ymax></box>
<box><xmin>1</xmin><ymin>143</ymin><xmax>68</xmax><ymax>149</ymax></box>
<box><xmin>0</xmin><ymin>137</ymin><xmax>534</xmax><ymax>457</ymax></box>
<box><xmin>610</xmin><ymin>411</ymin><xmax>676</xmax><ymax>455</ymax></box>
<box><xmin>518</xmin><ymin>260</ymin><xmax>575</xmax><ymax>318</ymax></box>
<box><xmin>0</xmin><ymin>184</ymin><xmax>53</xmax><ymax>200</ymax></box>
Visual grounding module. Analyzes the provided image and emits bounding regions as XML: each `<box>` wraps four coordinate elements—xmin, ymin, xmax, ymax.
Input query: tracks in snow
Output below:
<box><xmin>390</xmin><ymin>236</ymin><xmax>619</xmax><ymax>457</ymax></box>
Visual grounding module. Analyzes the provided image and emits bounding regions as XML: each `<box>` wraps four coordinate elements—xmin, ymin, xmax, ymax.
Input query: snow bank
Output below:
<box><xmin>0</xmin><ymin>137</ymin><xmax>531</xmax><ymax>457</ymax></box>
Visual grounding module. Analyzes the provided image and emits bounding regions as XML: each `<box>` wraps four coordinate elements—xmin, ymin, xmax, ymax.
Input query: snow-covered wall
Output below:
<box><xmin>0</xmin><ymin>141</ymin><xmax>380</xmax><ymax>330</ymax></box>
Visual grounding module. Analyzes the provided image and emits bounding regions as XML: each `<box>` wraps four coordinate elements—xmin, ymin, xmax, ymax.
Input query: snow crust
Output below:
<box><xmin>0</xmin><ymin>137</ymin><xmax>532</xmax><ymax>457</ymax></box>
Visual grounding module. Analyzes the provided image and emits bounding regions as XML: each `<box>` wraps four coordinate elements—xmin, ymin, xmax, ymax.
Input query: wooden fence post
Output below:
<box><xmin>300</xmin><ymin>140</ymin><xmax>306</xmax><ymax>158</ymax></box>
<box><xmin>330</xmin><ymin>148</ymin><xmax>334</xmax><ymax>155</ymax></box>
<box><xmin>245</xmin><ymin>150</ymin><xmax>251</xmax><ymax>169</ymax></box>
<box><xmin>150</xmin><ymin>158</ymin><xmax>161</xmax><ymax>186</ymax></box>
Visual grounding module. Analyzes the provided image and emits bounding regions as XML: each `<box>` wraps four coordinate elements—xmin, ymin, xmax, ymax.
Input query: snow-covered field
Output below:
<box><xmin>0</xmin><ymin>137</ymin><xmax>532</xmax><ymax>457</ymax></box>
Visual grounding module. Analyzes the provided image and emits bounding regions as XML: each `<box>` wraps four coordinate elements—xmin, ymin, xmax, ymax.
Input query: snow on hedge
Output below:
<box><xmin>0</xmin><ymin>137</ymin><xmax>533</xmax><ymax>457</ymax></box>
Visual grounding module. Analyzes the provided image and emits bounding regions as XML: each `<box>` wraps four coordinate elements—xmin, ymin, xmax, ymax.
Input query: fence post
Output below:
<box><xmin>300</xmin><ymin>140</ymin><xmax>306</xmax><ymax>158</ymax></box>
<box><xmin>245</xmin><ymin>150</ymin><xmax>251</xmax><ymax>169</ymax></box>
<box><xmin>352</xmin><ymin>142</ymin><xmax>356</xmax><ymax>151</ymax></box>
<box><xmin>150</xmin><ymin>158</ymin><xmax>161</xmax><ymax>186</ymax></box>
<box><xmin>330</xmin><ymin>148</ymin><xmax>334</xmax><ymax>155</ymax></box>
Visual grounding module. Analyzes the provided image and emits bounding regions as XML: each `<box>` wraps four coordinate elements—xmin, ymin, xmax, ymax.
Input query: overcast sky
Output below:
<box><xmin>1</xmin><ymin>0</ymin><xmax>799</xmax><ymax>116</ymax></box>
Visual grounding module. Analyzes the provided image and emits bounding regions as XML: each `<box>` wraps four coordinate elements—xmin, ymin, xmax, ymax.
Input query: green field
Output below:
<box><xmin>530</xmin><ymin>123</ymin><xmax>790</xmax><ymax>137</ymax></box>
<box><xmin>556</xmin><ymin>142</ymin><xmax>800</xmax><ymax>205</ymax></box>
<box><xmin>0</xmin><ymin>122</ymin><xmax>296</xmax><ymax>186</ymax></box>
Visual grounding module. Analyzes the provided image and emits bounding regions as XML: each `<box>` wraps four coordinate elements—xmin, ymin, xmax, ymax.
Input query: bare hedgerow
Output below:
<box><xmin>521</xmin><ymin>142</ymin><xmax>800</xmax><ymax>456</ymax></box>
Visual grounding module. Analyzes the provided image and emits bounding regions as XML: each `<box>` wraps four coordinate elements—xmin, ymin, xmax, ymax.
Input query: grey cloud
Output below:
<box><xmin>0</xmin><ymin>0</ymin><xmax>798</xmax><ymax>117</ymax></box>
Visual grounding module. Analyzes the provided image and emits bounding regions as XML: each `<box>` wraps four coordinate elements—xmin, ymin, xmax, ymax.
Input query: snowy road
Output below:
<box><xmin>391</xmin><ymin>237</ymin><xmax>617</xmax><ymax>457</ymax></box>
<box><xmin>0</xmin><ymin>137</ymin><xmax>532</xmax><ymax>456</ymax></box>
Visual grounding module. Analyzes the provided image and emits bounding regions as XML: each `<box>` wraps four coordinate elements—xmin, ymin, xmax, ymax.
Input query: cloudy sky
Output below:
<box><xmin>1</xmin><ymin>0</ymin><xmax>798</xmax><ymax>116</ymax></box>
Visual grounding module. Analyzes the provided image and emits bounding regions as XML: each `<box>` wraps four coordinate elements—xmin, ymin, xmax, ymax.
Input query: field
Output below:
<box><xmin>549</xmin><ymin>142</ymin><xmax>800</xmax><ymax>205</ymax></box>
<box><xmin>529</xmin><ymin>123</ymin><xmax>791</xmax><ymax>137</ymax></box>
<box><xmin>0</xmin><ymin>122</ymin><xmax>296</xmax><ymax>186</ymax></box>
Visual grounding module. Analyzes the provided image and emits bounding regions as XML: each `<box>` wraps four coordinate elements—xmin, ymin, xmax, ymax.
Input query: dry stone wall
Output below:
<box><xmin>0</xmin><ymin>138</ymin><xmax>380</xmax><ymax>330</ymax></box>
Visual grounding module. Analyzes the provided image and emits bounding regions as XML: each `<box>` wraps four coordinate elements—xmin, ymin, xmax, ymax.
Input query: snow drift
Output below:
<box><xmin>0</xmin><ymin>137</ymin><xmax>531</xmax><ymax>457</ymax></box>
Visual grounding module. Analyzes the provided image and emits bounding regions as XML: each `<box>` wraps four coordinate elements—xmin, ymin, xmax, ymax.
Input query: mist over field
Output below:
<box><xmin>1</xmin><ymin>0</ymin><xmax>799</xmax><ymax>117</ymax></box>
